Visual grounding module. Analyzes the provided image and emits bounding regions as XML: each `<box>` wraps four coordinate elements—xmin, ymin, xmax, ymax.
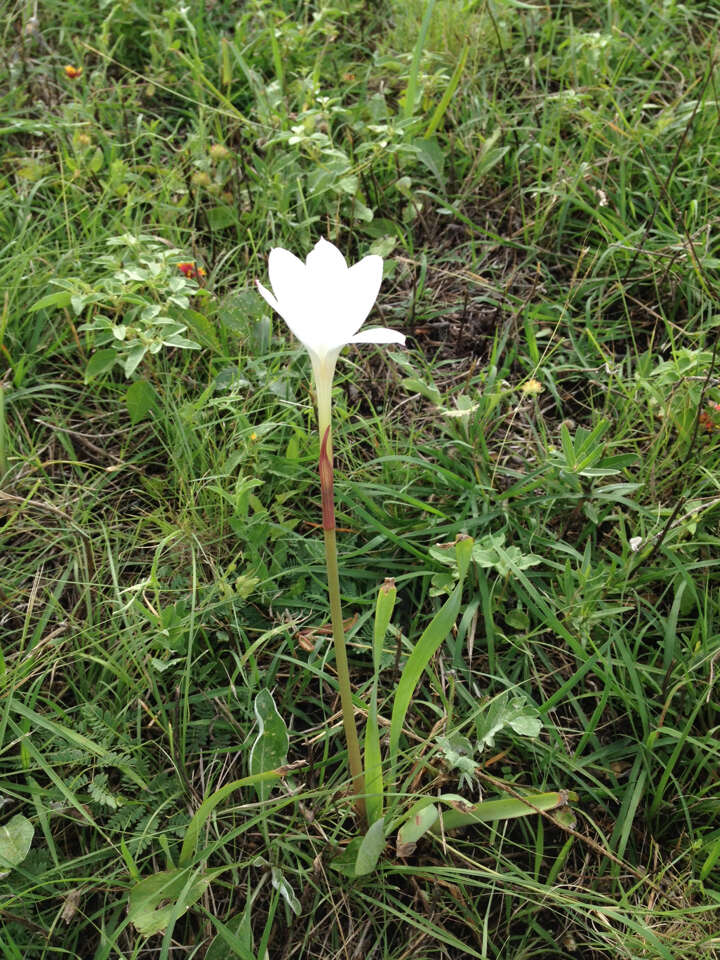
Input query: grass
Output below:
<box><xmin>2</xmin><ymin>0</ymin><xmax>720</xmax><ymax>956</ymax></box>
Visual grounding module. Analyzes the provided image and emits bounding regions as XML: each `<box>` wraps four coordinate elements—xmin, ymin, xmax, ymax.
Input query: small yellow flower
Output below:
<box><xmin>250</xmin><ymin>432</ymin><xmax>258</xmax><ymax>442</ymax></box>
<box><xmin>76</xmin><ymin>133</ymin><xmax>92</xmax><ymax>147</ymax></box>
<box><xmin>521</xmin><ymin>378</ymin><xmax>543</xmax><ymax>395</ymax></box>
<box><xmin>64</xmin><ymin>65</ymin><xmax>83</xmax><ymax>79</ymax></box>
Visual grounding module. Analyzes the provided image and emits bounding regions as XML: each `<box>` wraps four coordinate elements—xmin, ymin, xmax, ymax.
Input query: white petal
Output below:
<box><xmin>266</xmin><ymin>249</ymin><xmax>321</xmax><ymax>347</ymax></box>
<box><xmin>345</xmin><ymin>255</ymin><xmax>384</xmax><ymax>334</ymax></box>
<box><xmin>349</xmin><ymin>326</ymin><xmax>405</xmax><ymax>345</ymax></box>
<box><xmin>257</xmin><ymin>278</ymin><xmax>316</xmax><ymax>349</ymax></box>
<box><xmin>305</xmin><ymin>237</ymin><xmax>347</xmax><ymax>281</ymax></box>
<box><xmin>268</xmin><ymin>247</ymin><xmax>307</xmax><ymax>306</ymax></box>
<box><xmin>255</xmin><ymin>280</ymin><xmax>280</xmax><ymax>313</ymax></box>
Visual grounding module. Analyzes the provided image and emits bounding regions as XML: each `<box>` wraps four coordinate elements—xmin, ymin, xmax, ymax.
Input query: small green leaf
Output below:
<box><xmin>436</xmin><ymin>733</ymin><xmax>477</xmax><ymax>789</ymax></box>
<box><xmin>396</xmin><ymin>802</ymin><xmax>439</xmax><ymax>857</ymax></box>
<box><xmin>30</xmin><ymin>290</ymin><xmax>72</xmax><ymax>313</ymax></box>
<box><xmin>476</xmin><ymin>694</ymin><xmax>542</xmax><ymax>750</ymax></box>
<box><xmin>507</xmin><ymin>702</ymin><xmax>542</xmax><ymax>739</ymax></box>
<box><xmin>124</xmin><ymin>344</ymin><xmax>147</xmax><ymax>378</ymax></box>
<box><xmin>89</xmin><ymin>147</ymin><xmax>104</xmax><ymax>173</ymax></box>
<box><xmin>205</xmin><ymin>904</ymin><xmax>254</xmax><ymax>960</ymax></box>
<box><xmin>71</xmin><ymin>293</ymin><xmax>87</xmax><ymax>316</ymax></box>
<box><xmin>85</xmin><ymin>349</ymin><xmax>117</xmax><ymax>383</ymax></box>
<box><xmin>207</xmin><ymin>206</ymin><xmax>238</xmax><ymax>230</ymax></box>
<box><xmin>235</xmin><ymin>572</ymin><xmax>260</xmax><ymax>599</ymax></box>
<box><xmin>0</xmin><ymin>814</ymin><xmax>34</xmax><ymax>877</ymax></box>
<box><xmin>249</xmin><ymin>690</ymin><xmax>289</xmax><ymax>803</ymax></box>
<box><xmin>505</xmin><ymin>607</ymin><xmax>530</xmax><ymax>631</ymax></box>
<box><xmin>455</xmin><ymin>535</ymin><xmax>474</xmax><ymax>580</ymax></box>
<box><xmin>126</xmin><ymin>379</ymin><xmax>158</xmax><ymax>425</ymax></box>
<box><xmin>128</xmin><ymin>867</ymin><xmax>213</xmax><ymax>937</ymax></box>
<box><xmin>412</xmin><ymin>135</ymin><xmax>446</xmax><ymax>187</ymax></box>
<box><xmin>271</xmin><ymin>866</ymin><xmax>300</xmax><ymax>915</ymax></box>
<box><xmin>354</xmin><ymin>817</ymin><xmax>385</xmax><ymax>876</ymax></box>
<box><xmin>329</xmin><ymin>837</ymin><xmax>363</xmax><ymax>877</ymax></box>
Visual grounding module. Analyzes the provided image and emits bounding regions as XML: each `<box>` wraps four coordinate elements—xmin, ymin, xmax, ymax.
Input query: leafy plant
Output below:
<box><xmin>32</xmin><ymin>233</ymin><xmax>202</xmax><ymax>381</ymax></box>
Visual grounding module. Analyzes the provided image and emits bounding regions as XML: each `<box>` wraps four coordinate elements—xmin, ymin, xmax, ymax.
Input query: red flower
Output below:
<box><xmin>64</xmin><ymin>65</ymin><xmax>83</xmax><ymax>79</ymax></box>
<box><xmin>700</xmin><ymin>407</ymin><xmax>720</xmax><ymax>432</ymax></box>
<box><xmin>177</xmin><ymin>262</ymin><xmax>206</xmax><ymax>281</ymax></box>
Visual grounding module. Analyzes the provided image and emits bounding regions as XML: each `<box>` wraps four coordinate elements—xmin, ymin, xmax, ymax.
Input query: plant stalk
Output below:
<box><xmin>314</xmin><ymin>364</ymin><xmax>366</xmax><ymax>824</ymax></box>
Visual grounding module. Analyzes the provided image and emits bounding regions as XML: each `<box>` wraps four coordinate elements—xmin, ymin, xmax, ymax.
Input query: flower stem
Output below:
<box><xmin>315</xmin><ymin>369</ymin><xmax>366</xmax><ymax>824</ymax></box>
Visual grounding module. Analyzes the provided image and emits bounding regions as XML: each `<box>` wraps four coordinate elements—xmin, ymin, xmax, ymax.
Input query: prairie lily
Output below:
<box><xmin>256</xmin><ymin>237</ymin><xmax>405</xmax><ymax>411</ymax></box>
<box><xmin>257</xmin><ymin>237</ymin><xmax>404</xmax><ymax>821</ymax></box>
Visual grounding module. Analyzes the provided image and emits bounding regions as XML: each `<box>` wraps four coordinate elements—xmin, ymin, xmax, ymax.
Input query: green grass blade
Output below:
<box><xmin>389</xmin><ymin>587</ymin><xmax>462</xmax><ymax>763</ymax></box>
<box><xmin>436</xmin><ymin>791</ymin><xmax>578</xmax><ymax>831</ymax></box>
<box><xmin>424</xmin><ymin>44</ymin><xmax>469</xmax><ymax>138</ymax></box>
<box><xmin>403</xmin><ymin>0</ymin><xmax>437</xmax><ymax>121</ymax></box>
<box><xmin>365</xmin><ymin>579</ymin><xmax>397</xmax><ymax>824</ymax></box>
<box><xmin>179</xmin><ymin>770</ymin><xmax>290</xmax><ymax>867</ymax></box>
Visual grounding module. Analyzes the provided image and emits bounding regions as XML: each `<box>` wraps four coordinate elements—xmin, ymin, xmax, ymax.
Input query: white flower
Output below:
<box><xmin>256</xmin><ymin>237</ymin><xmax>405</xmax><ymax>376</ymax></box>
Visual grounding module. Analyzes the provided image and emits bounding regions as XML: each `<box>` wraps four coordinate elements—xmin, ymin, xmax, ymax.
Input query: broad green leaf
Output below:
<box><xmin>126</xmin><ymin>379</ymin><xmax>158</xmax><ymax>425</ymax></box>
<box><xmin>128</xmin><ymin>867</ymin><xmax>215</xmax><ymax>937</ymax></box>
<box><xmin>455</xmin><ymin>534</ymin><xmax>473</xmax><ymax>580</ymax></box>
<box><xmin>185</xmin><ymin>309</ymin><xmax>222</xmax><ymax>351</ymax></box>
<box><xmin>164</xmin><ymin>334</ymin><xmax>201</xmax><ymax>350</ymax></box>
<box><xmin>401</xmin><ymin>376</ymin><xmax>442</xmax><ymax>404</ymax></box>
<box><xmin>0</xmin><ymin>814</ymin><xmax>34</xmax><ymax>877</ymax></box>
<box><xmin>85</xmin><ymin>349</ymin><xmax>118</xmax><ymax>383</ymax></box>
<box><xmin>396</xmin><ymin>802</ymin><xmax>439</xmax><ymax>857</ymax></box>
<box><xmin>373</xmin><ymin>579</ymin><xmax>397</xmax><ymax>671</ymax></box>
<box><xmin>354</xmin><ymin>817</ymin><xmax>386</xmax><ymax>876</ymax></box>
<box><xmin>249</xmin><ymin>690</ymin><xmax>289</xmax><ymax>803</ymax></box>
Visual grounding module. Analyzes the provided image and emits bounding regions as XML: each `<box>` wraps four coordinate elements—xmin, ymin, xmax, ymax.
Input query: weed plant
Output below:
<box><xmin>2</xmin><ymin>1</ymin><xmax>720</xmax><ymax>958</ymax></box>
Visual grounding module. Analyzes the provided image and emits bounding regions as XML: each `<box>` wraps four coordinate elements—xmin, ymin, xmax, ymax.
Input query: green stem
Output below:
<box><xmin>314</xmin><ymin>361</ymin><xmax>366</xmax><ymax>824</ymax></box>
